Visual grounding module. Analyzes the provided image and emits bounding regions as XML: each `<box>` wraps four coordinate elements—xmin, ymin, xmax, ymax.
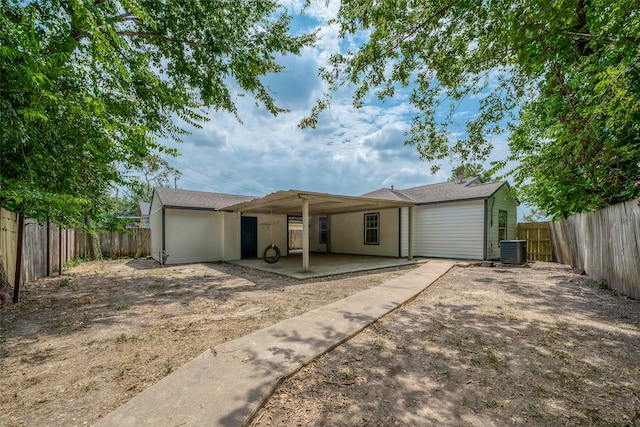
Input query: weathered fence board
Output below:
<box><xmin>100</xmin><ymin>229</ymin><xmax>150</xmax><ymax>258</ymax></box>
<box><xmin>1</xmin><ymin>206</ymin><xmax>151</xmax><ymax>288</ymax></box>
<box><xmin>550</xmin><ymin>199</ymin><xmax>640</xmax><ymax>300</ymax></box>
<box><xmin>22</xmin><ymin>220</ymin><xmax>48</xmax><ymax>285</ymax></box>
<box><xmin>517</xmin><ymin>222</ymin><xmax>553</xmax><ymax>261</ymax></box>
<box><xmin>0</xmin><ymin>210</ymin><xmax>76</xmax><ymax>287</ymax></box>
<box><xmin>74</xmin><ymin>229</ymin><xmax>151</xmax><ymax>259</ymax></box>
<box><xmin>0</xmin><ymin>208</ymin><xmax>17</xmax><ymax>287</ymax></box>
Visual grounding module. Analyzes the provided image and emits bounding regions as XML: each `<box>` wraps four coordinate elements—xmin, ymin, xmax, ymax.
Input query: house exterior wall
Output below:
<box><xmin>486</xmin><ymin>185</ymin><xmax>518</xmax><ymax>260</ymax></box>
<box><xmin>256</xmin><ymin>213</ymin><xmax>288</xmax><ymax>258</ymax></box>
<box><xmin>222</xmin><ymin>211</ymin><xmax>242</xmax><ymax>260</ymax></box>
<box><xmin>163</xmin><ymin>209</ymin><xmax>226</xmax><ymax>264</ymax></box>
<box><xmin>407</xmin><ymin>200</ymin><xmax>486</xmax><ymax>260</ymax></box>
<box><xmin>150</xmin><ymin>206</ymin><xmax>286</xmax><ymax>265</ymax></box>
<box><xmin>149</xmin><ymin>192</ymin><xmax>163</xmax><ymax>263</ymax></box>
<box><xmin>149</xmin><ymin>185</ymin><xmax>517</xmax><ymax>264</ymax></box>
<box><xmin>400</xmin><ymin>207</ymin><xmax>409</xmax><ymax>257</ymax></box>
<box><xmin>329</xmin><ymin>208</ymin><xmax>400</xmax><ymax>257</ymax></box>
<box><xmin>309</xmin><ymin>215</ymin><xmax>328</xmax><ymax>252</ymax></box>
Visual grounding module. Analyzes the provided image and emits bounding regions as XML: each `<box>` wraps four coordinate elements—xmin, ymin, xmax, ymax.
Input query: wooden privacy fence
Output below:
<box><xmin>549</xmin><ymin>199</ymin><xmax>640</xmax><ymax>300</ymax></box>
<box><xmin>0</xmin><ymin>206</ymin><xmax>151</xmax><ymax>288</ymax></box>
<box><xmin>1</xmin><ymin>209</ymin><xmax>77</xmax><ymax>288</ymax></box>
<box><xmin>75</xmin><ymin>229</ymin><xmax>150</xmax><ymax>259</ymax></box>
<box><xmin>517</xmin><ymin>222</ymin><xmax>553</xmax><ymax>261</ymax></box>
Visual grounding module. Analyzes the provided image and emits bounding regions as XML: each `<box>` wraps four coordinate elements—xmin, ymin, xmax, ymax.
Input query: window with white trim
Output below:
<box><xmin>319</xmin><ymin>217</ymin><xmax>327</xmax><ymax>244</ymax></box>
<box><xmin>498</xmin><ymin>210</ymin><xmax>507</xmax><ymax>244</ymax></box>
<box><xmin>364</xmin><ymin>212</ymin><xmax>379</xmax><ymax>245</ymax></box>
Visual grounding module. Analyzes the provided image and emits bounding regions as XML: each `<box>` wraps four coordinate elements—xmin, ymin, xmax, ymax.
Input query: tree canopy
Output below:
<box><xmin>306</xmin><ymin>0</ymin><xmax>640</xmax><ymax>218</ymax></box>
<box><xmin>0</xmin><ymin>0</ymin><xmax>315</xmax><ymax>227</ymax></box>
<box><xmin>449</xmin><ymin>163</ymin><xmax>494</xmax><ymax>183</ymax></box>
<box><xmin>116</xmin><ymin>154</ymin><xmax>180</xmax><ymax>217</ymax></box>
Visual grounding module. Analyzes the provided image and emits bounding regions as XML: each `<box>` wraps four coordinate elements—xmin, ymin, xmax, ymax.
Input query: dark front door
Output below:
<box><xmin>241</xmin><ymin>216</ymin><xmax>258</xmax><ymax>259</ymax></box>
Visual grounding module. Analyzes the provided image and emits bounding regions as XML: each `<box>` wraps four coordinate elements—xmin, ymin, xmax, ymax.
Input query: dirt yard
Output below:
<box><xmin>250</xmin><ymin>262</ymin><xmax>640</xmax><ymax>426</ymax></box>
<box><xmin>0</xmin><ymin>258</ymin><xmax>414</xmax><ymax>426</ymax></box>
<box><xmin>2</xmin><ymin>260</ymin><xmax>639</xmax><ymax>427</ymax></box>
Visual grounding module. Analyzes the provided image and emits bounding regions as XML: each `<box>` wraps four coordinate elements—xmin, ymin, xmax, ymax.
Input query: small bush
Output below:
<box><xmin>163</xmin><ymin>358</ymin><xmax>173</xmax><ymax>375</ymax></box>
<box><xmin>64</xmin><ymin>257</ymin><xmax>89</xmax><ymax>269</ymax></box>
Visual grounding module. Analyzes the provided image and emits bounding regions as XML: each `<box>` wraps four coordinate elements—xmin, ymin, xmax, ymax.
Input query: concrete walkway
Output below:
<box><xmin>95</xmin><ymin>260</ymin><xmax>456</xmax><ymax>427</ymax></box>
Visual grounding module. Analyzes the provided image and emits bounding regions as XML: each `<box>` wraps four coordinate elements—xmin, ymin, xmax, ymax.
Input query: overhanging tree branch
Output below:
<box><xmin>116</xmin><ymin>31</ymin><xmax>198</xmax><ymax>48</ymax></box>
<box><xmin>561</xmin><ymin>31</ymin><xmax>640</xmax><ymax>45</ymax></box>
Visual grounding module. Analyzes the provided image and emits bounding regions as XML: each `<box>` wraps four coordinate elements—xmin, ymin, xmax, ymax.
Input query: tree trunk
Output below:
<box><xmin>13</xmin><ymin>212</ymin><xmax>25</xmax><ymax>303</ymax></box>
<box><xmin>85</xmin><ymin>215</ymin><xmax>97</xmax><ymax>260</ymax></box>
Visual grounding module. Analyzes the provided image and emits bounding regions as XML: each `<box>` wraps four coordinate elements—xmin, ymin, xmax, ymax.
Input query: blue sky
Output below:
<box><xmin>160</xmin><ymin>1</ymin><xmax>526</xmax><ymax>218</ymax></box>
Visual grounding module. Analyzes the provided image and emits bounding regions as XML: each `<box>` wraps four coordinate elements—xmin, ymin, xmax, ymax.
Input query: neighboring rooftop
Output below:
<box><xmin>362</xmin><ymin>177</ymin><xmax>511</xmax><ymax>205</ymax></box>
<box><xmin>153</xmin><ymin>187</ymin><xmax>257</xmax><ymax>210</ymax></box>
<box><xmin>138</xmin><ymin>201</ymin><xmax>151</xmax><ymax>216</ymax></box>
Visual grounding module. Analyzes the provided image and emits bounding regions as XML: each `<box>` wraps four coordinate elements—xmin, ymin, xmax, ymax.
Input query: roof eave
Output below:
<box><xmin>161</xmin><ymin>205</ymin><xmax>221</xmax><ymax>211</ymax></box>
<box><xmin>417</xmin><ymin>196</ymin><xmax>492</xmax><ymax>206</ymax></box>
<box><xmin>486</xmin><ymin>181</ymin><xmax>520</xmax><ymax>206</ymax></box>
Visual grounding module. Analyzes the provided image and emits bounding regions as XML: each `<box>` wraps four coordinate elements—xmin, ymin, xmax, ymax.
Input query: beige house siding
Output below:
<box><xmin>412</xmin><ymin>201</ymin><xmax>486</xmax><ymax>259</ymax></box>
<box><xmin>308</xmin><ymin>215</ymin><xmax>328</xmax><ymax>252</ymax></box>
<box><xmin>149</xmin><ymin>207</ymin><xmax>287</xmax><ymax>264</ymax></box>
<box><xmin>149</xmin><ymin>192</ymin><xmax>163</xmax><ymax>263</ymax></box>
<box><xmin>486</xmin><ymin>186</ymin><xmax>519</xmax><ymax>259</ymax></box>
<box><xmin>329</xmin><ymin>208</ymin><xmax>400</xmax><ymax>257</ymax></box>
<box><xmin>222</xmin><ymin>212</ymin><xmax>242</xmax><ymax>260</ymax></box>
<box><xmin>400</xmin><ymin>207</ymin><xmax>409</xmax><ymax>257</ymax></box>
<box><xmin>163</xmin><ymin>209</ymin><xmax>225</xmax><ymax>264</ymax></box>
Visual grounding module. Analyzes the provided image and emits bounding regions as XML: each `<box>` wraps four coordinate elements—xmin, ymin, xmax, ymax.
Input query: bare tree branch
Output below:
<box><xmin>562</xmin><ymin>31</ymin><xmax>640</xmax><ymax>45</ymax></box>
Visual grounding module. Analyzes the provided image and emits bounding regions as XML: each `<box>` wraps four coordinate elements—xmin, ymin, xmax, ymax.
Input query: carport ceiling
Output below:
<box><xmin>225</xmin><ymin>190</ymin><xmax>415</xmax><ymax>216</ymax></box>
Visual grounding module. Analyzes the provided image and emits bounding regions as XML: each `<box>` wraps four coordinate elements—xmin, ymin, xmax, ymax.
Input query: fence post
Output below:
<box><xmin>13</xmin><ymin>213</ymin><xmax>25</xmax><ymax>303</ymax></box>
<box><xmin>46</xmin><ymin>220</ymin><xmax>51</xmax><ymax>276</ymax></box>
<box><xmin>58</xmin><ymin>227</ymin><xmax>63</xmax><ymax>276</ymax></box>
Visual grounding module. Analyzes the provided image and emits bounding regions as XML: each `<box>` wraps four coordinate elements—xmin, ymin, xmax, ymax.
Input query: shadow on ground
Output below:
<box><xmin>250</xmin><ymin>264</ymin><xmax>640</xmax><ymax>426</ymax></box>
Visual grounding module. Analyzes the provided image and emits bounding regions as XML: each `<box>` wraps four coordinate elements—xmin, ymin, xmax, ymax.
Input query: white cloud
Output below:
<box><xmin>156</xmin><ymin>3</ymin><xmax>518</xmax><ymax>214</ymax></box>
<box><xmin>282</xmin><ymin>0</ymin><xmax>340</xmax><ymax>22</ymax></box>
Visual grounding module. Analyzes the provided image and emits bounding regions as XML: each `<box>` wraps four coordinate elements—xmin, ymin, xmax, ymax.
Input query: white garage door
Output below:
<box><xmin>411</xmin><ymin>201</ymin><xmax>485</xmax><ymax>260</ymax></box>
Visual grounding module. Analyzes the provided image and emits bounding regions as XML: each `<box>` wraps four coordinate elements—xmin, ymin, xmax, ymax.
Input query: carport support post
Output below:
<box><xmin>302</xmin><ymin>196</ymin><xmax>309</xmax><ymax>272</ymax></box>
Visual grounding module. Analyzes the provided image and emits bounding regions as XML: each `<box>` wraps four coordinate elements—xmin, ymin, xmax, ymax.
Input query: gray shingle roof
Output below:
<box><xmin>362</xmin><ymin>177</ymin><xmax>509</xmax><ymax>205</ymax></box>
<box><xmin>153</xmin><ymin>177</ymin><xmax>511</xmax><ymax>212</ymax></box>
<box><xmin>359</xmin><ymin>187</ymin><xmax>416</xmax><ymax>202</ymax></box>
<box><xmin>138</xmin><ymin>201</ymin><xmax>151</xmax><ymax>216</ymax></box>
<box><xmin>154</xmin><ymin>187</ymin><xmax>257</xmax><ymax>210</ymax></box>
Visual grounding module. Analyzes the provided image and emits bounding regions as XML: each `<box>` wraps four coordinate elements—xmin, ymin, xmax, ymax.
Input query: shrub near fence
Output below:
<box><xmin>517</xmin><ymin>222</ymin><xmax>553</xmax><ymax>262</ymax></box>
<box><xmin>550</xmin><ymin>199</ymin><xmax>640</xmax><ymax>300</ymax></box>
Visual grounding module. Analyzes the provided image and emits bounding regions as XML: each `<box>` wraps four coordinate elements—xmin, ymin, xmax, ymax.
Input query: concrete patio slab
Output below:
<box><xmin>229</xmin><ymin>253</ymin><xmax>424</xmax><ymax>279</ymax></box>
<box><xmin>95</xmin><ymin>259</ymin><xmax>456</xmax><ymax>427</ymax></box>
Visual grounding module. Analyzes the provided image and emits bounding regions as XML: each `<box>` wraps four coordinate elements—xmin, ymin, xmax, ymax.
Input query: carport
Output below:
<box><xmin>226</xmin><ymin>190</ymin><xmax>416</xmax><ymax>273</ymax></box>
